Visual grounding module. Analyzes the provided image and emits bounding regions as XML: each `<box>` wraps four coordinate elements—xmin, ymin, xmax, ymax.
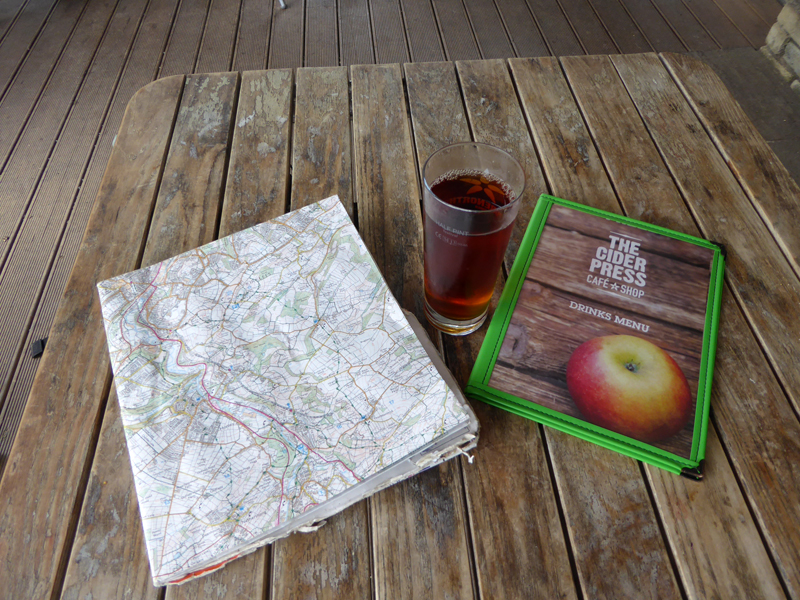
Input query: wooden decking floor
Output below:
<box><xmin>0</xmin><ymin>0</ymin><xmax>796</xmax><ymax>466</ymax></box>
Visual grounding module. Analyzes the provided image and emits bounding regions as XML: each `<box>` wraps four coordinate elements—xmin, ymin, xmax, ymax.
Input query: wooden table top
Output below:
<box><xmin>1</xmin><ymin>53</ymin><xmax>799</xmax><ymax>600</ymax></box>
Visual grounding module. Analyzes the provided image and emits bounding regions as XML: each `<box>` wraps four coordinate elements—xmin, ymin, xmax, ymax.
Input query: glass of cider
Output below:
<box><xmin>422</xmin><ymin>143</ymin><xmax>525</xmax><ymax>335</ymax></box>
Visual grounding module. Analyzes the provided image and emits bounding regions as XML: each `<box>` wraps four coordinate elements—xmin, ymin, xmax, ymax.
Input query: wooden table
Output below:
<box><xmin>1</xmin><ymin>53</ymin><xmax>799</xmax><ymax>600</ymax></box>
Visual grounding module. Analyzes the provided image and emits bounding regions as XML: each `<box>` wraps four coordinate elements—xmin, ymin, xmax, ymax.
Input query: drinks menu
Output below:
<box><xmin>466</xmin><ymin>195</ymin><xmax>725</xmax><ymax>476</ymax></box>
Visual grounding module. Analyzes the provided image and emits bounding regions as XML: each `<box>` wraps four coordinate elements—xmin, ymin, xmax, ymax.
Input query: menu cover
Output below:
<box><xmin>467</xmin><ymin>195</ymin><xmax>725</xmax><ymax>477</ymax></box>
<box><xmin>97</xmin><ymin>195</ymin><xmax>478</xmax><ymax>585</ymax></box>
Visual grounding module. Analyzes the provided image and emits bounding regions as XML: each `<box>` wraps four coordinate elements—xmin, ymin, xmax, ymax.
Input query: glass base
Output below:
<box><xmin>423</xmin><ymin>299</ymin><xmax>488</xmax><ymax>336</ymax></box>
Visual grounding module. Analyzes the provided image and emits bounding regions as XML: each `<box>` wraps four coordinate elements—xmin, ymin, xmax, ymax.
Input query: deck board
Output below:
<box><xmin>0</xmin><ymin>0</ymin><xmax>796</xmax><ymax>576</ymax></box>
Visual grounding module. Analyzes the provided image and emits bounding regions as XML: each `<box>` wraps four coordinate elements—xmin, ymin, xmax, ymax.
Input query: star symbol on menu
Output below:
<box><xmin>611</xmin><ymin>282</ymin><xmax>620</xmax><ymax>291</ymax></box>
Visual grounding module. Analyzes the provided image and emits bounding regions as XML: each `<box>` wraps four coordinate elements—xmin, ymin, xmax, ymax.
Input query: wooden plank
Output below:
<box><xmin>408</xmin><ymin>61</ymin><xmax>577</xmax><ymax>600</ymax></box>
<box><xmin>509</xmin><ymin>56</ymin><xmax>682</xmax><ymax>599</ymax></box>
<box><xmin>507</xmin><ymin>57</ymin><xmax>617</xmax><ymax>212</ymax></box>
<box><xmin>430</xmin><ymin>0</ymin><xmax>481</xmax><ymax>60</ymax></box>
<box><xmin>0</xmin><ymin>0</ymin><xmax>89</xmax><ymax>174</ymax></box>
<box><xmin>455</xmin><ymin>59</ymin><xmax>546</xmax><ymax>267</ymax></box>
<box><xmin>195</xmin><ymin>0</ymin><xmax>242</xmax><ymax>73</ymax></box>
<box><xmin>616</xmin><ymin>0</ymin><xmax>685</xmax><ymax>52</ymax></box>
<box><xmin>462</xmin><ymin>0</ymin><xmax>515</xmax><ymax>59</ymax></box>
<box><xmin>271</xmin><ymin>504</ymin><xmax>371</xmax><ymax>599</ymax></box>
<box><xmin>0</xmin><ymin>0</ymin><xmax>152</xmax><ymax>455</ymax></box>
<box><xmin>305</xmin><ymin>0</ymin><xmax>339</xmax><ymax>67</ymax></box>
<box><xmin>740</xmin><ymin>0</ymin><xmax>781</xmax><ymax>27</ymax></box>
<box><xmin>290</xmin><ymin>66</ymin><xmax>353</xmax><ymax>216</ymax></box>
<box><xmin>268</xmin><ymin>0</ymin><xmax>304</xmax><ymax>68</ymax></box>
<box><xmin>166</xmin><ymin>69</ymin><xmax>293</xmax><ymax>600</ymax></box>
<box><xmin>561</xmin><ymin>53</ymin><xmax>788</xmax><ymax>599</ymax></box>
<box><xmin>232</xmin><ymin>0</ymin><xmax>272</xmax><ymax>70</ymax></box>
<box><xmin>663</xmin><ymin>52</ymin><xmax>800</xmax><ymax>278</ymax></box>
<box><xmin>0</xmin><ymin>0</ymin><xmax>59</xmax><ymax>94</ymax></box>
<box><xmin>143</xmin><ymin>73</ymin><xmax>238</xmax><ymax>264</ymax></box>
<box><xmin>0</xmin><ymin>0</ymin><xmax>181</xmax><ymax>465</ymax></box>
<box><xmin>612</xmin><ymin>53</ymin><xmax>800</xmax><ymax>416</ymax></box>
<box><xmin>270</xmin><ymin>66</ymin><xmax>370</xmax><ymax>600</ymax></box>
<box><xmin>158</xmin><ymin>0</ymin><xmax>210</xmax><ymax>77</ymax></box>
<box><xmin>493</xmin><ymin>0</ymin><xmax>549</xmax><ymax>58</ymax></box>
<box><xmin>708</xmin><ymin>288</ymin><xmax>800</xmax><ymax>599</ymax></box>
<box><xmin>59</xmin><ymin>390</ymin><xmax>163</xmax><ymax>600</ymax></box>
<box><xmin>369</xmin><ymin>0</ymin><xmax>410</xmax><ymax>64</ymax></box>
<box><xmin>650</xmin><ymin>0</ymin><xmax>717</xmax><ymax>50</ymax></box>
<box><xmin>223</xmin><ymin>69</ymin><xmax>294</xmax><ymax>234</ymax></box>
<box><xmin>680</xmin><ymin>0</ymin><xmax>749</xmax><ymax>47</ymax></box>
<box><xmin>555</xmin><ymin>0</ymin><xmax>618</xmax><ymax>54</ymax></box>
<box><xmin>646</xmin><ymin>424</ymin><xmax>786</xmax><ymax>600</ymax></box>
<box><xmin>692</xmin><ymin>48</ymin><xmax>800</xmax><ymax>145</ymax></box>
<box><xmin>0</xmin><ymin>0</ymin><xmax>29</xmax><ymax>41</ymax></box>
<box><xmin>709</xmin><ymin>0</ymin><xmax>771</xmax><ymax>46</ymax></box>
<box><xmin>338</xmin><ymin>0</ymin><xmax>374</xmax><ymax>66</ymax></box>
<box><xmin>0</xmin><ymin>73</ymin><xmax>183</xmax><ymax>600</ymax></box>
<box><xmin>399</xmin><ymin>0</ymin><xmax>445</xmax><ymax>62</ymax></box>
<box><xmin>351</xmin><ymin>63</ymin><xmax>474</xmax><ymax>599</ymax></box>
<box><xmin>524</xmin><ymin>0</ymin><xmax>584</xmax><ymax>56</ymax></box>
<box><xmin>586</xmin><ymin>0</ymin><xmax>652</xmax><ymax>53</ymax></box>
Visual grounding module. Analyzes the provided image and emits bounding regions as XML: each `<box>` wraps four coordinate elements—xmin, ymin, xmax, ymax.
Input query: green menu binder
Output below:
<box><xmin>466</xmin><ymin>195</ymin><xmax>725</xmax><ymax>477</ymax></box>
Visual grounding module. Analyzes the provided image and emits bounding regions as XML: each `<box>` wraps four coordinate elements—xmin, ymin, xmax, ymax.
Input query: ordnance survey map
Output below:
<box><xmin>98</xmin><ymin>196</ymin><xmax>477</xmax><ymax>585</ymax></box>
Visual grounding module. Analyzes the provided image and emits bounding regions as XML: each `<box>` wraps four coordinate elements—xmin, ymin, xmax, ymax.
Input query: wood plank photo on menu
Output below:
<box><xmin>489</xmin><ymin>203</ymin><xmax>717</xmax><ymax>458</ymax></box>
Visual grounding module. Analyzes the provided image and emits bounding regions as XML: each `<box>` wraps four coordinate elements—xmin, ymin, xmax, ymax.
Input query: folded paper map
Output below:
<box><xmin>97</xmin><ymin>195</ymin><xmax>478</xmax><ymax>585</ymax></box>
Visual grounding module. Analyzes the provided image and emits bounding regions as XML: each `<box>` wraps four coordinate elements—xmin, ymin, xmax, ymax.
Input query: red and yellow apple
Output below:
<box><xmin>565</xmin><ymin>335</ymin><xmax>691</xmax><ymax>443</ymax></box>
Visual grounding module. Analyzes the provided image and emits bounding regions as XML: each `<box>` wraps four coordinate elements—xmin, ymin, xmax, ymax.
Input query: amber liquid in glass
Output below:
<box><xmin>424</xmin><ymin>171</ymin><xmax>515</xmax><ymax>321</ymax></box>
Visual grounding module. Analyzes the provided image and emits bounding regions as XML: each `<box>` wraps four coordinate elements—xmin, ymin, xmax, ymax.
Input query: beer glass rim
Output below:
<box><xmin>423</xmin><ymin>142</ymin><xmax>525</xmax><ymax>215</ymax></box>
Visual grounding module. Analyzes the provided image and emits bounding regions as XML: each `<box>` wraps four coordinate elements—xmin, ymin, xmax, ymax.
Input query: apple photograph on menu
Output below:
<box><xmin>489</xmin><ymin>204</ymin><xmax>716</xmax><ymax>459</ymax></box>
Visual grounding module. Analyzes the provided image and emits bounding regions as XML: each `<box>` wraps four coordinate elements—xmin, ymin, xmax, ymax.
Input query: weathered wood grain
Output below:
<box><xmin>646</xmin><ymin>423</ymin><xmax>786</xmax><ymax>600</ymax></box>
<box><xmin>662</xmin><ymin>52</ymin><xmax>800</xmax><ymax>277</ymax></box>
<box><xmin>509</xmin><ymin>55</ymin><xmax>682</xmax><ymax>599</ymax></box>
<box><xmin>270</xmin><ymin>66</ymin><xmax>371</xmax><ymax>600</ymax></box>
<box><xmin>0</xmin><ymin>73</ymin><xmax>183</xmax><ymax>600</ymax></box>
<box><xmin>271</xmin><ymin>503</ymin><xmax>371</xmax><ymax>600</ymax></box>
<box><xmin>60</xmin><ymin>390</ymin><xmax>162</xmax><ymax>600</ymax></box>
<box><xmin>709</xmin><ymin>287</ymin><xmax>800</xmax><ymax>599</ymax></box>
<box><xmin>351</xmin><ymin>63</ymin><xmax>475</xmax><ymax>599</ymax></box>
<box><xmin>165</xmin><ymin>70</ymin><xmax>293</xmax><ymax>600</ymax></box>
<box><xmin>456</xmin><ymin>59</ymin><xmax>547</xmax><ymax>264</ymax></box>
<box><xmin>404</xmin><ymin>61</ymin><xmax>577</xmax><ymax>600</ymax></box>
<box><xmin>563</xmin><ymin>52</ymin><xmax>797</xmax><ymax>600</ymax></box>
<box><xmin>222</xmin><ymin>69</ymin><xmax>293</xmax><ymax>234</ymax></box>
<box><xmin>508</xmin><ymin>57</ymin><xmax>617</xmax><ymax>212</ymax></box>
<box><xmin>612</xmin><ymin>52</ymin><xmax>800</xmax><ymax>416</ymax></box>
<box><xmin>290</xmin><ymin>67</ymin><xmax>353</xmax><ymax>215</ymax></box>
